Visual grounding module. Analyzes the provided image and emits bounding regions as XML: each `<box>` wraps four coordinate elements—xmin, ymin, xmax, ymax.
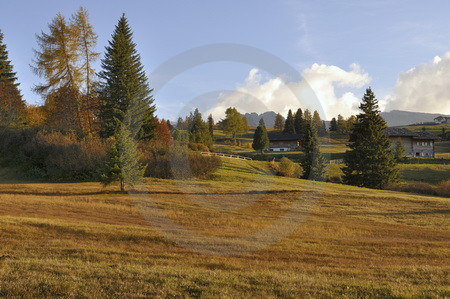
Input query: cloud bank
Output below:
<box><xmin>206</xmin><ymin>63</ymin><xmax>371</xmax><ymax>120</ymax></box>
<box><xmin>385</xmin><ymin>52</ymin><xmax>450</xmax><ymax>114</ymax></box>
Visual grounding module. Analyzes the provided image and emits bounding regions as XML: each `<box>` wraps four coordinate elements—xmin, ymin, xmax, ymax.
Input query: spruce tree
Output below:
<box><xmin>343</xmin><ymin>88</ymin><xmax>398</xmax><ymax>189</ymax></box>
<box><xmin>283</xmin><ymin>109</ymin><xmax>296</xmax><ymax>134</ymax></box>
<box><xmin>98</xmin><ymin>14</ymin><xmax>155</xmax><ymax>139</ymax></box>
<box><xmin>294</xmin><ymin>108</ymin><xmax>303</xmax><ymax>134</ymax></box>
<box><xmin>330</xmin><ymin>117</ymin><xmax>337</xmax><ymax>131</ymax></box>
<box><xmin>301</xmin><ymin>121</ymin><xmax>327</xmax><ymax>181</ymax></box>
<box><xmin>336</xmin><ymin>114</ymin><xmax>346</xmax><ymax>133</ymax></box>
<box><xmin>252</xmin><ymin>119</ymin><xmax>269</xmax><ymax>153</ymax></box>
<box><xmin>274</xmin><ymin>113</ymin><xmax>284</xmax><ymax>131</ymax></box>
<box><xmin>207</xmin><ymin>114</ymin><xmax>214</xmax><ymax>140</ymax></box>
<box><xmin>0</xmin><ymin>30</ymin><xmax>26</xmax><ymax>127</ymax></box>
<box><xmin>0</xmin><ymin>30</ymin><xmax>18</xmax><ymax>85</ymax></box>
<box><xmin>189</xmin><ymin>110</ymin><xmax>213</xmax><ymax>150</ymax></box>
<box><xmin>394</xmin><ymin>139</ymin><xmax>405</xmax><ymax>162</ymax></box>
<box><xmin>99</xmin><ymin>125</ymin><xmax>146</xmax><ymax>192</ymax></box>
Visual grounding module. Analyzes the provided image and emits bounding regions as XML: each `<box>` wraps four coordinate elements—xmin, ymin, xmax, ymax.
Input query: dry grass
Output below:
<box><xmin>0</xmin><ymin>159</ymin><xmax>449</xmax><ymax>297</ymax></box>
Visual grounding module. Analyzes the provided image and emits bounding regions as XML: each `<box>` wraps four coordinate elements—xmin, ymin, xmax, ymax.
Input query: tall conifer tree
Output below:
<box><xmin>0</xmin><ymin>30</ymin><xmax>26</xmax><ymax>126</ymax></box>
<box><xmin>301</xmin><ymin>121</ymin><xmax>327</xmax><ymax>181</ymax></box>
<box><xmin>283</xmin><ymin>109</ymin><xmax>296</xmax><ymax>134</ymax></box>
<box><xmin>274</xmin><ymin>113</ymin><xmax>284</xmax><ymax>131</ymax></box>
<box><xmin>294</xmin><ymin>108</ymin><xmax>303</xmax><ymax>134</ymax></box>
<box><xmin>343</xmin><ymin>88</ymin><xmax>398</xmax><ymax>188</ymax></box>
<box><xmin>98</xmin><ymin>14</ymin><xmax>155</xmax><ymax>139</ymax></box>
<box><xmin>252</xmin><ymin>119</ymin><xmax>269</xmax><ymax>153</ymax></box>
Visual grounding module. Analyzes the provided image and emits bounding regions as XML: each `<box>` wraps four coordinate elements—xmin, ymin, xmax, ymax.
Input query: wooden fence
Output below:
<box><xmin>200</xmin><ymin>152</ymin><xmax>252</xmax><ymax>161</ymax></box>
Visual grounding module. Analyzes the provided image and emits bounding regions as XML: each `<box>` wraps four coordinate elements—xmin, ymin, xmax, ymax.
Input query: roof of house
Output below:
<box><xmin>268</xmin><ymin>133</ymin><xmax>303</xmax><ymax>141</ymax></box>
<box><xmin>385</xmin><ymin>127</ymin><xmax>439</xmax><ymax>140</ymax></box>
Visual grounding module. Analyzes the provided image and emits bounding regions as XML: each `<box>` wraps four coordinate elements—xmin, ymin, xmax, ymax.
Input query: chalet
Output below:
<box><xmin>385</xmin><ymin>128</ymin><xmax>439</xmax><ymax>158</ymax></box>
<box><xmin>267</xmin><ymin>133</ymin><xmax>302</xmax><ymax>152</ymax></box>
<box><xmin>434</xmin><ymin>116</ymin><xmax>450</xmax><ymax>124</ymax></box>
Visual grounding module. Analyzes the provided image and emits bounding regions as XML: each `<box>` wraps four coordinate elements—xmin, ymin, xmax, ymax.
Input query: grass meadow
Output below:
<box><xmin>0</xmin><ymin>159</ymin><xmax>449</xmax><ymax>297</ymax></box>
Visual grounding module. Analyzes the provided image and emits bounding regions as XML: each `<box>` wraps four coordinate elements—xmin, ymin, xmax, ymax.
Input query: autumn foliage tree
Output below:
<box><xmin>32</xmin><ymin>7</ymin><xmax>99</xmax><ymax>133</ymax></box>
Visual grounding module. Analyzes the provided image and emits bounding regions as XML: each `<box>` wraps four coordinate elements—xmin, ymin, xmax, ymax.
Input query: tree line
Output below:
<box><xmin>0</xmin><ymin>7</ymin><xmax>399</xmax><ymax>190</ymax></box>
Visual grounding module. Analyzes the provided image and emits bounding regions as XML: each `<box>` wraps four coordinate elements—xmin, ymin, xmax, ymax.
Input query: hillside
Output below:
<box><xmin>0</xmin><ymin>159</ymin><xmax>448</xmax><ymax>297</ymax></box>
<box><xmin>380</xmin><ymin>110</ymin><xmax>448</xmax><ymax>127</ymax></box>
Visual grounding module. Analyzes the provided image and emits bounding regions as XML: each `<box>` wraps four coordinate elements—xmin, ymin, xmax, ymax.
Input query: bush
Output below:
<box><xmin>187</xmin><ymin>142</ymin><xmax>210</xmax><ymax>152</ymax></box>
<box><xmin>139</xmin><ymin>143</ymin><xmax>221</xmax><ymax>179</ymax></box>
<box><xmin>436</xmin><ymin>180</ymin><xmax>450</xmax><ymax>197</ymax></box>
<box><xmin>0</xmin><ymin>128</ymin><xmax>109</xmax><ymax>181</ymax></box>
<box><xmin>385</xmin><ymin>182</ymin><xmax>437</xmax><ymax>196</ymax></box>
<box><xmin>270</xmin><ymin>157</ymin><xmax>303</xmax><ymax>178</ymax></box>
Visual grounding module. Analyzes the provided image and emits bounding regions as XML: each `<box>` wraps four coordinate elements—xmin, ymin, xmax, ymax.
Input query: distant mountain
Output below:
<box><xmin>380</xmin><ymin>110</ymin><xmax>448</xmax><ymax>127</ymax></box>
<box><xmin>243</xmin><ymin>111</ymin><xmax>284</xmax><ymax>127</ymax></box>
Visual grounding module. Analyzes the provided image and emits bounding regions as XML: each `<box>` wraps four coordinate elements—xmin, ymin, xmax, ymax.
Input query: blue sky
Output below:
<box><xmin>1</xmin><ymin>0</ymin><xmax>449</xmax><ymax>120</ymax></box>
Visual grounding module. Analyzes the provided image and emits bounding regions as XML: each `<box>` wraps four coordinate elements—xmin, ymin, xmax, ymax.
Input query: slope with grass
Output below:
<box><xmin>0</xmin><ymin>159</ymin><xmax>449</xmax><ymax>297</ymax></box>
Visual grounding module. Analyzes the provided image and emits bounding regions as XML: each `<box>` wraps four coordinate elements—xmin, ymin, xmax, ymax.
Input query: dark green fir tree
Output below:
<box><xmin>252</xmin><ymin>118</ymin><xmax>269</xmax><ymax>153</ymax></box>
<box><xmin>329</xmin><ymin>117</ymin><xmax>337</xmax><ymax>131</ymax></box>
<box><xmin>0</xmin><ymin>30</ymin><xmax>26</xmax><ymax>127</ymax></box>
<box><xmin>98</xmin><ymin>14</ymin><xmax>155</xmax><ymax>139</ymax></box>
<box><xmin>207</xmin><ymin>114</ymin><xmax>214</xmax><ymax>140</ymax></box>
<box><xmin>294</xmin><ymin>108</ymin><xmax>303</xmax><ymax>134</ymax></box>
<box><xmin>343</xmin><ymin>88</ymin><xmax>398</xmax><ymax>189</ymax></box>
<box><xmin>189</xmin><ymin>110</ymin><xmax>213</xmax><ymax>150</ymax></box>
<box><xmin>301</xmin><ymin>121</ymin><xmax>327</xmax><ymax>181</ymax></box>
<box><xmin>99</xmin><ymin>125</ymin><xmax>146</xmax><ymax>192</ymax></box>
<box><xmin>283</xmin><ymin>109</ymin><xmax>296</xmax><ymax>134</ymax></box>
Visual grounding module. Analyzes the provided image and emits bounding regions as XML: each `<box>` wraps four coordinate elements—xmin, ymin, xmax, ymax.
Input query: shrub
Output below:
<box><xmin>0</xmin><ymin>128</ymin><xmax>109</xmax><ymax>181</ymax></box>
<box><xmin>436</xmin><ymin>180</ymin><xmax>450</xmax><ymax>197</ymax></box>
<box><xmin>385</xmin><ymin>182</ymin><xmax>437</xmax><ymax>196</ymax></box>
<box><xmin>270</xmin><ymin>157</ymin><xmax>303</xmax><ymax>178</ymax></box>
<box><xmin>187</xmin><ymin>142</ymin><xmax>210</xmax><ymax>152</ymax></box>
<box><xmin>139</xmin><ymin>143</ymin><xmax>221</xmax><ymax>179</ymax></box>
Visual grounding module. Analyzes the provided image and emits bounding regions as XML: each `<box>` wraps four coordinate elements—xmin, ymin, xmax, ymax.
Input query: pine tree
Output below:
<box><xmin>274</xmin><ymin>113</ymin><xmax>284</xmax><ymax>131</ymax></box>
<box><xmin>301</xmin><ymin>121</ymin><xmax>327</xmax><ymax>181</ymax></box>
<box><xmin>294</xmin><ymin>108</ymin><xmax>303</xmax><ymax>134</ymax></box>
<box><xmin>0</xmin><ymin>30</ymin><xmax>18</xmax><ymax>85</ymax></box>
<box><xmin>312</xmin><ymin>110</ymin><xmax>327</xmax><ymax>136</ymax></box>
<box><xmin>283</xmin><ymin>109</ymin><xmax>296</xmax><ymax>134</ymax></box>
<box><xmin>98</xmin><ymin>14</ymin><xmax>155</xmax><ymax>139</ymax></box>
<box><xmin>343</xmin><ymin>88</ymin><xmax>398</xmax><ymax>189</ymax></box>
<box><xmin>252</xmin><ymin>119</ymin><xmax>269</xmax><ymax>153</ymax></box>
<box><xmin>303</xmin><ymin>109</ymin><xmax>312</xmax><ymax>123</ymax></box>
<box><xmin>99</xmin><ymin>126</ymin><xmax>146</xmax><ymax>192</ymax></box>
<box><xmin>394</xmin><ymin>139</ymin><xmax>405</xmax><ymax>162</ymax></box>
<box><xmin>189</xmin><ymin>110</ymin><xmax>213</xmax><ymax>150</ymax></box>
<box><xmin>0</xmin><ymin>30</ymin><xmax>26</xmax><ymax>127</ymax></box>
<box><xmin>207</xmin><ymin>114</ymin><xmax>214</xmax><ymax>139</ymax></box>
<box><xmin>336</xmin><ymin>114</ymin><xmax>346</xmax><ymax>133</ymax></box>
<box><xmin>330</xmin><ymin>117</ymin><xmax>337</xmax><ymax>131</ymax></box>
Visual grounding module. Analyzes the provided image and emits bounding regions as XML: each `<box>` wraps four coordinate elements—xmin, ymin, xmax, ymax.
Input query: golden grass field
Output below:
<box><xmin>0</xmin><ymin>159</ymin><xmax>449</xmax><ymax>297</ymax></box>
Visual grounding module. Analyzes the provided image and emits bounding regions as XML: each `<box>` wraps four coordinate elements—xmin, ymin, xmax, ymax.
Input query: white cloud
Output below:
<box><xmin>207</xmin><ymin>63</ymin><xmax>371</xmax><ymax>120</ymax></box>
<box><xmin>385</xmin><ymin>52</ymin><xmax>450</xmax><ymax>114</ymax></box>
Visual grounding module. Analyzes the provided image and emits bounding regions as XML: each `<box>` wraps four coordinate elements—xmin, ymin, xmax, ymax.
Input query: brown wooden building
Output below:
<box><xmin>267</xmin><ymin>133</ymin><xmax>302</xmax><ymax>152</ymax></box>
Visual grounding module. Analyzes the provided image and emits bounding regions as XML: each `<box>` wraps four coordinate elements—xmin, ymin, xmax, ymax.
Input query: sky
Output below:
<box><xmin>1</xmin><ymin>0</ymin><xmax>450</xmax><ymax>121</ymax></box>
